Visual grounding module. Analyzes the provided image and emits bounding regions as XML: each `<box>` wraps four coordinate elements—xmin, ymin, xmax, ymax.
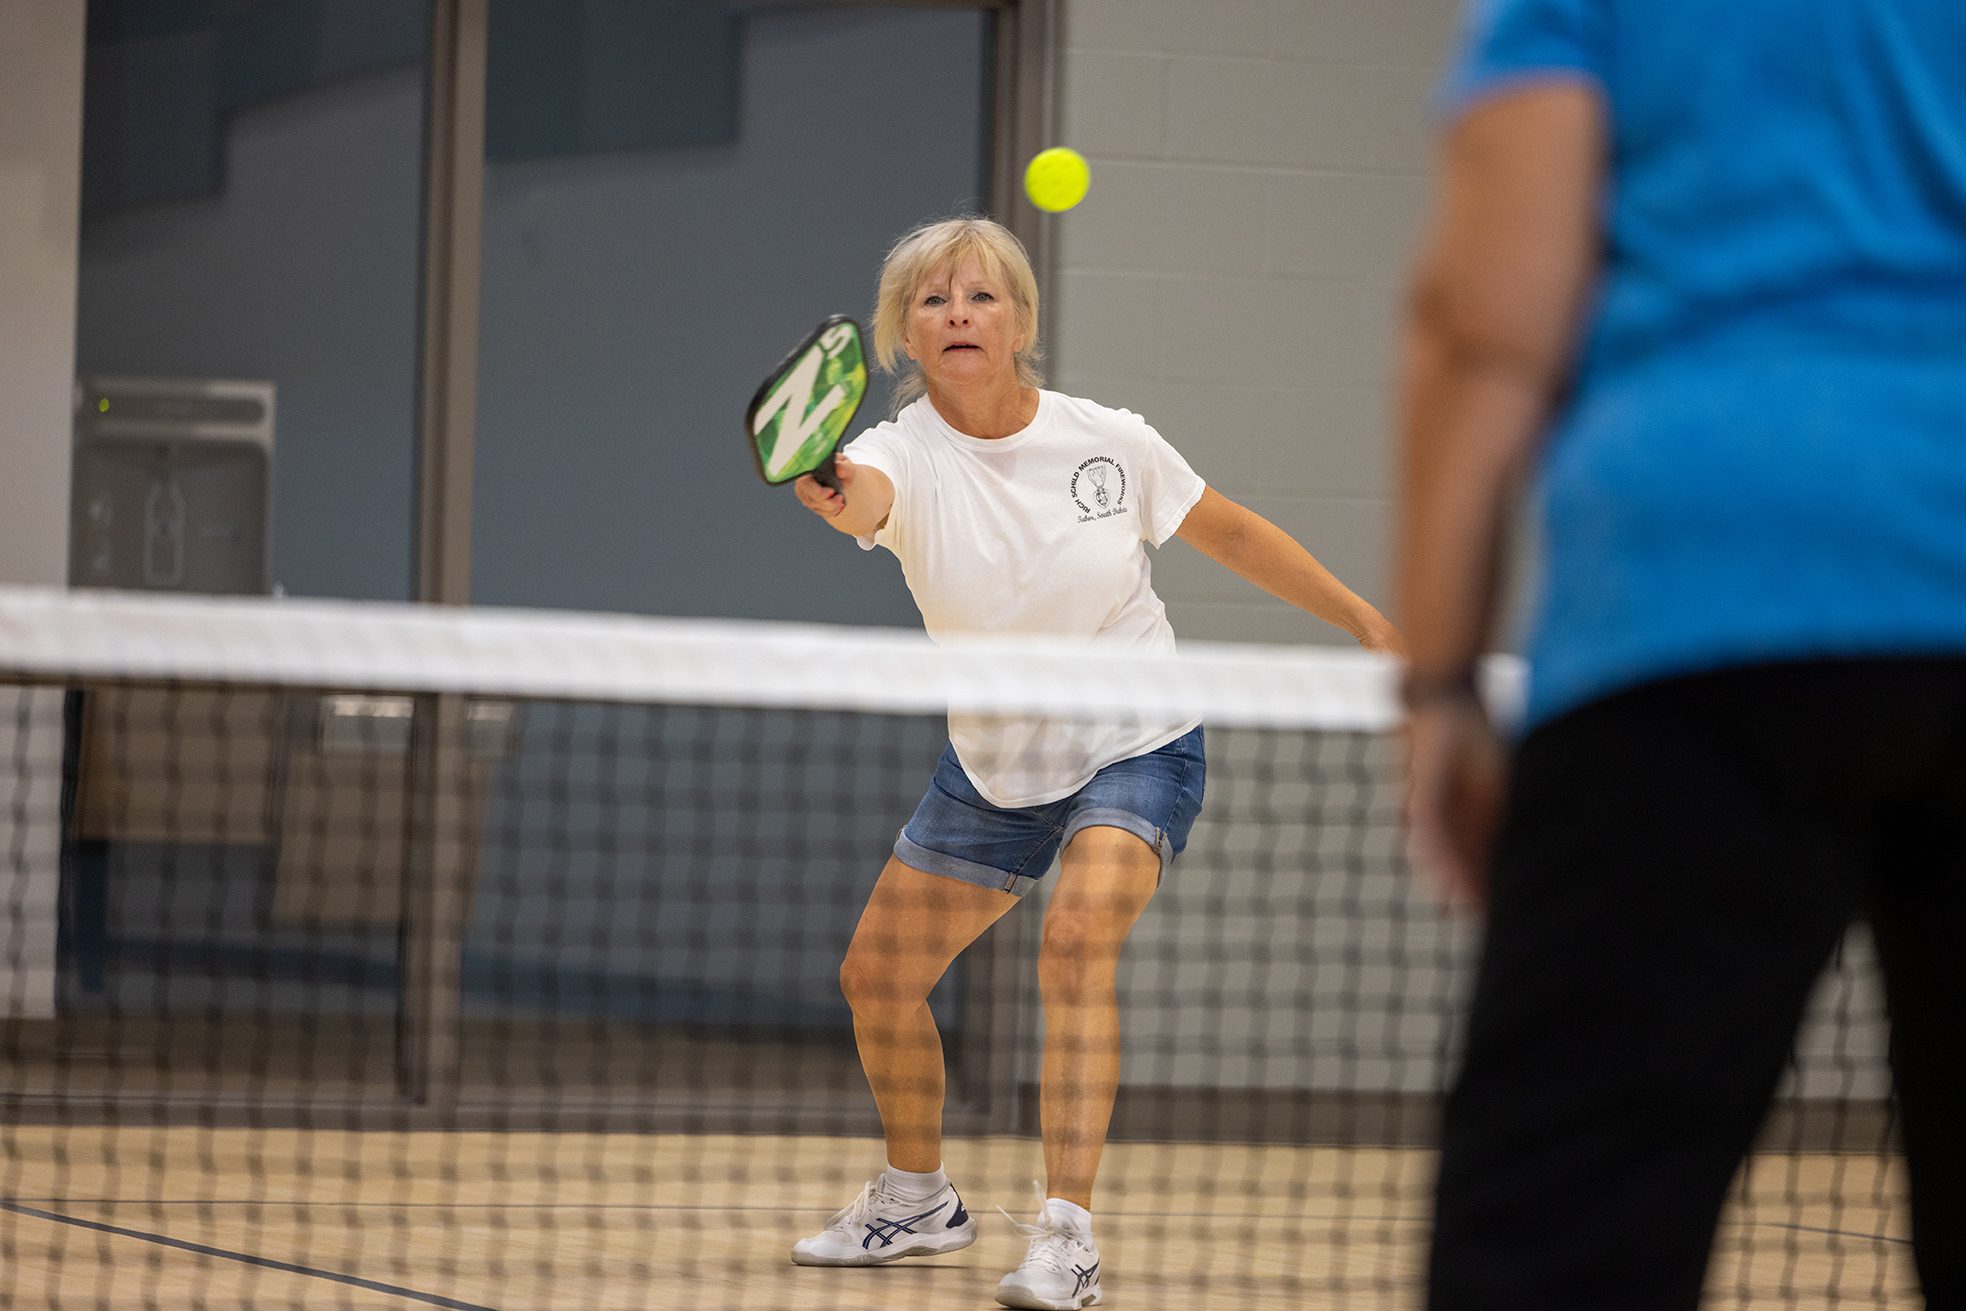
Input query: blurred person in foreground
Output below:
<box><xmin>1395</xmin><ymin>1</ymin><xmax>1966</xmax><ymax>1306</ymax></box>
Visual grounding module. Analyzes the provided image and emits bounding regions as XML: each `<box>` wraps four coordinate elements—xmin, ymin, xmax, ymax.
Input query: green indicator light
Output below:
<box><xmin>97</xmin><ymin>398</ymin><xmax>110</xmax><ymax>413</ymax></box>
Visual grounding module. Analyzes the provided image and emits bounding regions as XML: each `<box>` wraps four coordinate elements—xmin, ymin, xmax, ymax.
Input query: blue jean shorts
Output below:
<box><xmin>894</xmin><ymin>727</ymin><xmax>1206</xmax><ymax>897</ymax></box>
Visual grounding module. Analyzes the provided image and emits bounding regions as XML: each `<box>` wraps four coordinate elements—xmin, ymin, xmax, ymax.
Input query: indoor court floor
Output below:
<box><xmin>0</xmin><ymin>1128</ymin><xmax>1918</xmax><ymax>1309</ymax></box>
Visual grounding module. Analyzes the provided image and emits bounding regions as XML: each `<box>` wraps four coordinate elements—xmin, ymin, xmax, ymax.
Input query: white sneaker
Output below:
<box><xmin>790</xmin><ymin>1176</ymin><xmax>976</xmax><ymax>1266</ymax></box>
<box><xmin>994</xmin><ymin>1203</ymin><xmax>1102</xmax><ymax>1310</ymax></box>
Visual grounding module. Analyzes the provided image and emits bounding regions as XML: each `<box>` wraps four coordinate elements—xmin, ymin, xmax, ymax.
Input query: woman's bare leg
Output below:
<box><xmin>840</xmin><ymin>857</ymin><xmax>1018</xmax><ymax>1171</ymax></box>
<box><xmin>1037</xmin><ymin>827</ymin><xmax>1161</xmax><ymax>1208</ymax></box>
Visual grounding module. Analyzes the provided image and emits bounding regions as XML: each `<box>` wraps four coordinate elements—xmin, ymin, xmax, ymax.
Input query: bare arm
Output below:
<box><xmin>1396</xmin><ymin>85</ymin><xmax>1605</xmax><ymax>686</ymax></box>
<box><xmin>1176</xmin><ymin>486</ymin><xmax>1404</xmax><ymax>651</ymax></box>
<box><xmin>1393</xmin><ymin>83</ymin><xmax>1606</xmax><ymax>903</ymax></box>
<box><xmin>794</xmin><ymin>452</ymin><xmax>895</xmax><ymax>538</ymax></box>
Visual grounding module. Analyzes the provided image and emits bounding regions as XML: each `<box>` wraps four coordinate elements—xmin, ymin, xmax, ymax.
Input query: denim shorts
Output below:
<box><xmin>894</xmin><ymin>726</ymin><xmax>1206</xmax><ymax>897</ymax></box>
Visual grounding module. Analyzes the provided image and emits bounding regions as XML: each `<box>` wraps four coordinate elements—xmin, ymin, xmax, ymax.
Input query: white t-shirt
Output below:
<box><xmin>844</xmin><ymin>390</ymin><xmax>1207</xmax><ymax>806</ymax></box>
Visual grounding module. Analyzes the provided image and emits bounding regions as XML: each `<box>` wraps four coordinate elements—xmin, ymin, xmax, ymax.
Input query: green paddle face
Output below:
<box><xmin>747</xmin><ymin>316</ymin><xmax>868</xmax><ymax>489</ymax></box>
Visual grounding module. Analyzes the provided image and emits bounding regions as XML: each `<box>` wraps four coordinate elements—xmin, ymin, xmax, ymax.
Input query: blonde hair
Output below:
<box><xmin>872</xmin><ymin>216</ymin><xmax>1043</xmax><ymax>414</ymax></box>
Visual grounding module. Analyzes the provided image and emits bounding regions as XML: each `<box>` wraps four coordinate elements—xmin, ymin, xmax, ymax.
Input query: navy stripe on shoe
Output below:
<box><xmin>861</xmin><ymin>1200</ymin><xmax>947</xmax><ymax>1249</ymax></box>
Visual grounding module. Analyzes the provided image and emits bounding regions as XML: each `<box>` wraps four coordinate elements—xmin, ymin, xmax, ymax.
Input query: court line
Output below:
<box><xmin>6</xmin><ymin>1197</ymin><xmax>1910</xmax><ymax>1243</ymax></box>
<box><xmin>1768</xmin><ymin>1219</ymin><xmax>1913</xmax><ymax>1247</ymax></box>
<box><xmin>0</xmin><ymin>1201</ymin><xmax>499</xmax><ymax>1311</ymax></box>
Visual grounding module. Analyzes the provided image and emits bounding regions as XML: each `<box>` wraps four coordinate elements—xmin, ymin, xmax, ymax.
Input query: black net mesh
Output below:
<box><xmin>0</xmin><ymin>595</ymin><xmax>1916</xmax><ymax>1309</ymax></box>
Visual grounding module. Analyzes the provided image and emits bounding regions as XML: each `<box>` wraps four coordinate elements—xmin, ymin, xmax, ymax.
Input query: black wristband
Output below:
<box><xmin>1398</xmin><ymin>666</ymin><xmax>1482</xmax><ymax>711</ymax></box>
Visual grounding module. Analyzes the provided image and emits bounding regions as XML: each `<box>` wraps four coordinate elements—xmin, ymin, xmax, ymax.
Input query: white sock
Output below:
<box><xmin>882</xmin><ymin>1162</ymin><xmax>948</xmax><ymax>1201</ymax></box>
<box><xmin>1042</xmin><ymin>1196</ymin><xmax>1093</xmax><ymax>1237</ymax></box>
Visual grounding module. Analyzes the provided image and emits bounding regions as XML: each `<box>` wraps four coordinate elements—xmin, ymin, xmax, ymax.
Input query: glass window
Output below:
<box><xmin>61</xmin><ymin>0</ymin><xmax>433</xmax><ymax>1095</ymax></box>
<box><xmin>470</xmin><ymin>2</ymin><xmax>995</xmax><ymax>626</ymax></box>
<box><xmin>74</xmin><ymin>0</ymin><xmax>430</xmax><ymax>603</ymax></box>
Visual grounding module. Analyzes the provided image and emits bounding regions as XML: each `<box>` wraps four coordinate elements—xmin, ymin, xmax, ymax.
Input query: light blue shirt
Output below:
<box><xmin>1443</xmin><ymin>0</ymin><xmax>1966</xmax><ymax>727</ymax></box>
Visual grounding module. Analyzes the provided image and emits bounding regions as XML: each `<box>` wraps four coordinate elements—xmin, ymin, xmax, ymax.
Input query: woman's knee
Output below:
<box><xmin>1038</xmin><ymin>912</ymin><xmax>1122</xmax><ymax>995</ymax></box>
<box><xmin>839</xmin><ymin>941</ymin><xmax>933</xmax><ymax>1016</ymax></box>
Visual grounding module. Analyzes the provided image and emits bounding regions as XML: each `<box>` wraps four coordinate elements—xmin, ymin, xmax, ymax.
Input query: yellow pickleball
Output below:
<box><xmin>1024</xmin><ymin>147</ymin><xmax>1090</xmax><ymax>213</ymax></box>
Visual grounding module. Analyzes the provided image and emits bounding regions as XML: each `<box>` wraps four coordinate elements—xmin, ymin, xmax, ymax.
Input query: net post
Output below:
<box><xmin>415</xmin><ymin>0</ymin><xmax>486</xmax><ymax>609</ymax></box>
<box><xmin>402</xmin><ymin>0</ymin><xmax>486</xmax><ymax>1117</ymax></box>
<box><xmin>401</xmin><ymin>692</ymin><xmax>471</xmax><ymax>1113</ymax></box>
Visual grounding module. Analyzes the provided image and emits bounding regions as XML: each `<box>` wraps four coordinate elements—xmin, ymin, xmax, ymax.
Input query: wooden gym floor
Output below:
<box><xmin>0</xmin><ymin>1128</ymin><xmax>1917</xmax><ymax>1310</ymax></box>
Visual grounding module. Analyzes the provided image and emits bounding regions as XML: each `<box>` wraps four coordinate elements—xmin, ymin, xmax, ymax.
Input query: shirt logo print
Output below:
<box><xmin>1070</xmin><ymin>456</ymin><xmax>1129</xmax><ymax>522</ymax></box>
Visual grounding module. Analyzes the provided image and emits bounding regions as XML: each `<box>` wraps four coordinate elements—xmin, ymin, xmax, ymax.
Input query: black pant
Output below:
<box><xmin>1428</xmin><ymin>660</ymin><xmax>1966</xmax><ymax>1310</ymax></box>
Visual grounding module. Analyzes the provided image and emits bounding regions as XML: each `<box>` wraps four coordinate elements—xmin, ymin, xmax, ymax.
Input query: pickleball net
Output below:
<box><xmin>0</xmin><ymin>586</ymin><xmax>1915</xmax><ymax>1308</ymax></box>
